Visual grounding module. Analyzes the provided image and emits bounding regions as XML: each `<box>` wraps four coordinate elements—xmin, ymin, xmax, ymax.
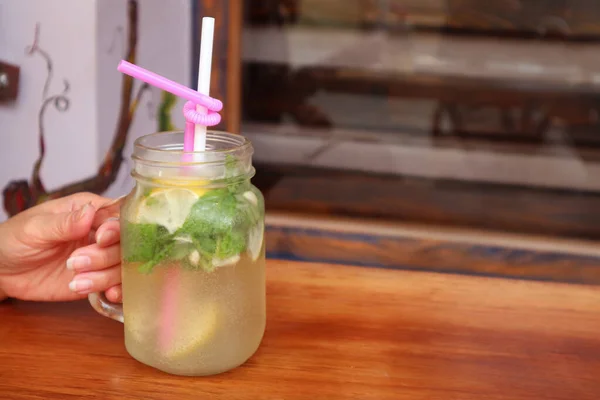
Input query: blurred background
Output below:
<box><xmin>3</xmin><ymin>0</ymin><xmax>600</xmax><ymax>283</ymax></box>
<box><xmin>242</xmin><ymin>0</ymin><xmax>600</xmax><ymax>239</ymax></box>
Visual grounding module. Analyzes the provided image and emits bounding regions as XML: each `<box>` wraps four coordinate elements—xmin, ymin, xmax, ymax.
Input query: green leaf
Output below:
<box><xmin>137</xmin><ymin>243</ymin><xmax>173</xmax><ymax>274</ymax></box>
<box><xmin>215</xmin><ymin>230</ymin><xmax>246</xmax><ymax>259</ymax></box>
<box><xmin>123</xmin><ymin>183</ymin><xmax>261</xmax><ymax>274</ymax></box>
<box><xmin>122</xmin><ymin>222</ymin><xmax>169</xmax><ymax>263</ymax></box>
<box><xmin>179</xmin><ymin>189</ymin><xmax>240</xmax><ymax>237</ymax></box>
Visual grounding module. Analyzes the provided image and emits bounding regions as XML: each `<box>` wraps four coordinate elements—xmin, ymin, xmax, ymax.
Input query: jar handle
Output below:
<box><xmin>88</xmin><ymin>292</ymin><xmax>124</xmax><ymax>323</ymax></box>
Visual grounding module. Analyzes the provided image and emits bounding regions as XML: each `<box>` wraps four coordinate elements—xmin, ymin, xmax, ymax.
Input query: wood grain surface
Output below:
<box><xmin>265</xmin><ymin>225</ymin><xmax>600</xmax><ymax>285</ymax></box>
<box><xmin>1</xmin><ymin>259</ymin><xmax>600</xmax><ymax>399</ymax></box>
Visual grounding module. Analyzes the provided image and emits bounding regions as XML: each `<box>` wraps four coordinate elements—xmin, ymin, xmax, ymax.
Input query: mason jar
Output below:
<box><xmin>89</xmin><ymin>130</ymin><xmax>266</xmax><ymax>376</ymax></box>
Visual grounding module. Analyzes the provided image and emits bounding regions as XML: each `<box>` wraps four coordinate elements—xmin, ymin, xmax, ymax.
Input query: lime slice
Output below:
<box><xmin>135</xmin><ymin>188</ymin><xmax>199</xmax><ymax>233</ymax></box>
<box><xmin>247</xmin><ymin>221</ymin><xmax>264</xmax><ymax>262</ymax></box>
<box><xmin>163</xmin><ymin>302</ymin><xmax>219</xmax><ymax>359</ymax></box>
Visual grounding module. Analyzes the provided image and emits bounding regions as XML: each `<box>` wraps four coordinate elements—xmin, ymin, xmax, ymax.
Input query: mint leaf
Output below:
<box><xmin>138</xmin><ymin>242</ymin><xmax>174</xmax><ymax>274</ymax></box>
<box><xmin>175</xmin><ymin>188</ymin><xmax>255</xmax><ymax>268</ymax></box>
<box><xmin>215</xmin><ymin>230</ymin><xmax>246</xmax><ymax>259</ymax></box>
<box><xmin>193</xmin><ymin>235</ymin><xmax>217</xmax><ymax>256</ymax></box>
<box><xmin>123</xmin><ymin>183</ymin><xmax>261</xmax><ymax>274</ymax></box>
<box><xmin>122</xmin><ymin>222</ymin><xmax>169</xmax><ymax>262</ymax></box>
<box><xmin>122</xmin><ymin>221</ymin><xmax>172</xmax><ymax>273</ymax></box>
<box><xmin>179</xmin><ymin>189</ymin><xmax>240</xmax><ymax>237</ymax></box>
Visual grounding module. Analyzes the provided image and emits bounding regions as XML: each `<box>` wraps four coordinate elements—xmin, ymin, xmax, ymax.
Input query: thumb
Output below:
<box><xmin>34</xmin><ymin>203</ymin><xmax>96</xmax><ymax>242</ymax></box>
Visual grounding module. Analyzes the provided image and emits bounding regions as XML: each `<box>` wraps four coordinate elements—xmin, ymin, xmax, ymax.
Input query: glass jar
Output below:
<box><xmin>89</xmin><ymin>130</ymin><xmax>266</xmax><ymax>376</ymax></box>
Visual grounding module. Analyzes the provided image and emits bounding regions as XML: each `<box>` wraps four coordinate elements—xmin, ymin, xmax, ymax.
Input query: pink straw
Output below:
<box><xmin>156</xmin><ymin>123</ymin><xmax>194</xmax><ymax>354</ymax></box>
<box><xmin>116</xmin><ymin>59</ymin><xmax>221</xmax><ymax>355</ymax></box>
<box><xmin>182</xmin><ymin>121</ymin><xmax>196</xmax><ymax>163</ymax></box>
<box><xmin>117</xmin><ymin>60</ymin><xmax>221</xmax><ymax>154</ymax></box>
<box><xmin>158</xmin><ymin>268</ymin><xmax>179</xmax><ymax>353</ymax></box>
<box><xmin>118</xmin><ymin>60</ymin><xmax>223</xmax><ymax>112</ymax></box>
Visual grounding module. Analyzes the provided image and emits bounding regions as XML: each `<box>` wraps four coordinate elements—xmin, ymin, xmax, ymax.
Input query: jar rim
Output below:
<box><xmin>131</xmin><ymin>130</ymin><xmax>254</xmax><ymax>181</ymax></box>
<box><xmin>133</xmin><ymin>130</ymin><xmax>252</xmax><ymax>155</ymax></box>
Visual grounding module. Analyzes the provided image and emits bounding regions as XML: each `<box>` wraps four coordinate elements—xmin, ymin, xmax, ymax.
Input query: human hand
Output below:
<box><xmin>0</xmin><ymin>192</ymin><xmax>122</xmax><ymax>302</ymax></box>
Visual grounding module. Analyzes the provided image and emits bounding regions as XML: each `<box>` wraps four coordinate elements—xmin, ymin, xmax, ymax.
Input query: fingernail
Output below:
<box><xmin>66</xmin><ymin>256</ymin><xmax>91</xmax><ymax>271</ymax></box>
<box><xmin>68</xmin><ymin>279</ymin><xmax>93</xmax><ymax>292</ymax></box>
<box><xmin>97</xmin><ymin>230</ymin><xmax>118</xmax><ymax>246</ymax></box>
<box><xmin>75</xmin><ymin>203</ymin><xmax>93</xmax><ymax>222</ymax></box>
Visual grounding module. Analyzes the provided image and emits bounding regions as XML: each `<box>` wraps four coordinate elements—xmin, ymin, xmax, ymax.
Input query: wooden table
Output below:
<box><xmin>1</xmin><ymin>259</ymin><xmax>600</xmax><ymax>399</ymax></box>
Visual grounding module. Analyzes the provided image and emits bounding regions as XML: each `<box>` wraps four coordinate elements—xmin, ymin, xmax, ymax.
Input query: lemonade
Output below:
<box><xmin>91</xmin><ymin>130</ymin><xmax>268</xmax><ymax>376</ymax></box>
<box><xmin>119</xmin><ymin>172</ymin><xmax>265</xmax><ymax>375</ymax></box>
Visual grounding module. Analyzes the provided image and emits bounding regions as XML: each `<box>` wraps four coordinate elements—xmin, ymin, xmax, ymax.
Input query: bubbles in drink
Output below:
<box><xmin>120</xmin><ymin>177</ymin><xmax>266</xmax><ymax>376</ymax></box>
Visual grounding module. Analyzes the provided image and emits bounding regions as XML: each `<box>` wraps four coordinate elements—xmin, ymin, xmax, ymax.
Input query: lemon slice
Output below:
<box><xmin>240</xmin><ymin>190</ymin><xmax>264</xmax><ymax>262</ymax></box>
<box><xmin>247</xmin><ymin>221</ymin><xmax>264</xmax><ymax>262</ymax></box>
<box><xmin>134</xmin><ymin>178</ymin><xmax>209</xmax><ymax>233</ymax></box>
<box><xmin>163</xmin><ymin>302</ymin><xmax>219</xmax><ymax>359</ymax></box>
<box><xmin>135</xmin><ymin>188</ymin><xmax>200</xmax><ymax>233</ymax></box>
<box><xmin>153</xmin><ymin>178</ymin><xmax>208</xmax><ymax>197</ymax></box>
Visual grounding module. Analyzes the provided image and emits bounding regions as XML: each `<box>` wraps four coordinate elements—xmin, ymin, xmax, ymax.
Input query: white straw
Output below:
<box><xmin>194</xmin><ymin>17</ymin><xmax>215</xmax><ymax>152</ymax></box>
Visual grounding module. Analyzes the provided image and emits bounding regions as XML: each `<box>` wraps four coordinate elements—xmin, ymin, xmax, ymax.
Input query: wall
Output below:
<box><xmin>0</xmin><ymin>0</ymin><xmax>191</xmax><ymax>220</ymax></box>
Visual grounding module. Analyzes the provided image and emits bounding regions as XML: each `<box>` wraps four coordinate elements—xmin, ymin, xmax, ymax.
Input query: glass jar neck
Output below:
<box><xmin>131</xmin><ymin>131</ymin><xmax>254</xmax><ymax>188</ymax></box>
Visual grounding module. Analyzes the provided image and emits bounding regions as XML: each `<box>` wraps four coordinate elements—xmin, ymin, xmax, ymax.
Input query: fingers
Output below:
<box><xmin>68</xmin><ymin>264</ymin><xmax>121</xmax><ymax>296</ymax></box>
<box><xmin>105</xmin><ymin>285</ymin><xmax>123</xmax><ymax>303</ymax></box>
<box><xmin>67</xmin><ymin>244</ymin><xmax>120</xmax><ymax>272</ymax></box>
<box><xmin>95</xmin><ymin>219</ymin><xmax>121</xmax><ymax>247</ymax></box>
<box><xmin>67</xmin><ymin>239</ymin><xmax>123</xmax><ymax>299</ymax></box>
<box><xmin>92</xmin><ymin>196</ymin><xmax>125</xmax><ymax>230</ymax></box>
<box><xmin>25</xmin><ymin>203</ymin><xmax>96</xmax><ymax>243</ymax></box>
<box><xmin>35</xmin><ymin>192</ymin><xmax>106</xmax><ymax>215</ymax></box>
<box><xmin>32</xmin><ymin>192</ymin><xmax>123</xmax><ymax>229</ymax></box>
